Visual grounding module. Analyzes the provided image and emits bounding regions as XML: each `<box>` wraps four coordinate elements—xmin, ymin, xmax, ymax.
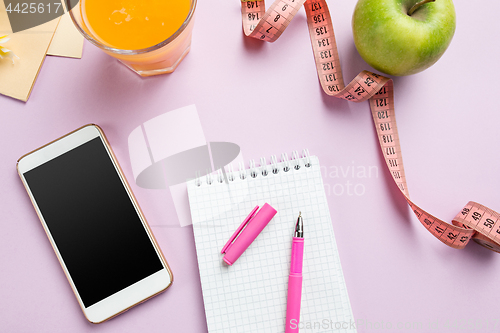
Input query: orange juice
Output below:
<box><xmin>82</xmin><ymin>0</ymin><xmax>191</xmax><ymax>50</ymax></box>
<box><xmin>74</xmin><ymin>0</ymin><xmax>195</xmax><ymax>76</ymax></box>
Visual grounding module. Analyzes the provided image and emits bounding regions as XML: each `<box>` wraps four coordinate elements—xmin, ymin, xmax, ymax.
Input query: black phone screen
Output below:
<box><xmin>23</xmin><ymin>137</ymin><xmax>164</xmax><ymax>308</ymax></box>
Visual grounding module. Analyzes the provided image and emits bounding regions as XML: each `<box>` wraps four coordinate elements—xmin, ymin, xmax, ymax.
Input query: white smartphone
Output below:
<box><xmin>17</xmin><ymin>124</ymin><xmax>173</xmax><ymax>324</ymax></box>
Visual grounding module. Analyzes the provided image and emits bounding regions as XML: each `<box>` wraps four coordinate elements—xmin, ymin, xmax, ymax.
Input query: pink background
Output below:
<box><xmin>2</xmin><ymin>1</ymin><xmax>500</xmax><ymax>332</ymax></box>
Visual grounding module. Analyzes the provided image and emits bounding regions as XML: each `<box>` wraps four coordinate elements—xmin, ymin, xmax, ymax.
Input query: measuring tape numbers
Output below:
<box><xmin>239</xmin><ymin>0</ymin><xmax>500</xmax><ymax>253</ymax></box>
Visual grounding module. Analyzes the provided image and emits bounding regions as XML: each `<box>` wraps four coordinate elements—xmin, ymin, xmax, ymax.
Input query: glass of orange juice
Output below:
<box><xmin>66</xmin><ymin>0</ymin><xmax>196</xmax><ymax>76</ymax></box>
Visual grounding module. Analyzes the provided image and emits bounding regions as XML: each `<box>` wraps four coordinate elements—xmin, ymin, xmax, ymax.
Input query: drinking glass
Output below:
<box><xmin>66</xmin><ymin>0</ymin><xmax>196</xmax><ymax>76</ymax></box>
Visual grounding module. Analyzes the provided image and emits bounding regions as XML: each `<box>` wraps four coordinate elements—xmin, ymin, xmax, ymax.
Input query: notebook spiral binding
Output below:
<box><xmin>195</xmin><ymin>149</ymin><xmax>312</xmax><ymax>187</ymax></box>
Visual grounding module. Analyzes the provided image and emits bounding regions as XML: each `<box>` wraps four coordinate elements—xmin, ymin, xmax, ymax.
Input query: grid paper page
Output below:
<box><xmin>187</xmin><ymin>155</ymin><xmax>356</xmax><ymax>333</ymax></box>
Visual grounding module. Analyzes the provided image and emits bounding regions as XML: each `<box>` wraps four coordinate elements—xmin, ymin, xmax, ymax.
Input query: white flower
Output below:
<box><xmin>0</xmin><ymin>35</ymin><xmax>19</xmax><ymax>63</ymax></box>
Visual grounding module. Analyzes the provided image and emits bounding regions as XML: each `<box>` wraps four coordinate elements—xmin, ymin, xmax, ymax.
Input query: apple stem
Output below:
<box><xmin>407</xmin><ymin>0</ymin><xmax>436</xmax><ymax>16</ymax></box>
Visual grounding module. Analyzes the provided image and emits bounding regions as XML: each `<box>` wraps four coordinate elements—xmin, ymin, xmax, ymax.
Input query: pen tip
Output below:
<box><xmin>295</xmin><ymin>212</ymin><xmax>303</xmax><ymax>237</ymax></box>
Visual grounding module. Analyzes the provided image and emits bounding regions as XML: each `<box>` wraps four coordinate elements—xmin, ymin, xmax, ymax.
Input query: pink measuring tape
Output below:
<box><xmin>239</xmin><ymin>0</ymin><xmax>500</xmax><ymax>253</ymax></box>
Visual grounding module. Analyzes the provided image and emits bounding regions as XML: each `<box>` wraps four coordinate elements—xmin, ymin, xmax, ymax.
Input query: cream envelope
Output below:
<box><xmin>47</xmin><ymin>12</ymin><xmax>83</xmax><ymax>58</ymax></box>
<box><xmin>0</xmin><ymin>1</ymin><xmax>83</xmax><ymax>102</ymax></box>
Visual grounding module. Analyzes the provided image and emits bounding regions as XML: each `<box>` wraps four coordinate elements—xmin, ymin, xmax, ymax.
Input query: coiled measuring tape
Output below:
<box><xmin>240</xmin><ymin>0</ymin><xmax>500</xmax><ymax>253</ymax></box>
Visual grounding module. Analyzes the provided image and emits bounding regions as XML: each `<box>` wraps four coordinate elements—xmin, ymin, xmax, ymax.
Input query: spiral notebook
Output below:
<box><xmin>187</xmin><ymin>150</ymin><xmax>356</xmax><ymax>333</ymax></box>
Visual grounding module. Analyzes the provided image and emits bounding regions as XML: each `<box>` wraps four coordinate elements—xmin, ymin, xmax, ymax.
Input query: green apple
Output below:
<box><xmin>352</xmin><ymin>0</ymin><xmax>456</xmax><ymax>76</ymax></box>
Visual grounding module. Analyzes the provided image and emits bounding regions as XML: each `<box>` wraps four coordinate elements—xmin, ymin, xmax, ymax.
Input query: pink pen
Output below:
<box><xmin>285</xmin><ymin>212</ymin><xmax>304</xmax><ymax>333</ymax></box>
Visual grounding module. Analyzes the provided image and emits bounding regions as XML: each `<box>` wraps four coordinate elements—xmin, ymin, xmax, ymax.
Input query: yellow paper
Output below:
<box><xmin>0</xmin><ymin>1</ymin><xmax>59</xmax><ymax>102</ymax></box>
<box><xmin>47</xmin><ymin>12</ymin><xmax>83</xmax><ymax>58</ymax></box>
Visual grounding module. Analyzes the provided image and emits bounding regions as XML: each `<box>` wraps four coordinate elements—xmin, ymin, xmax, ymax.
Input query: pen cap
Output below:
<box><xmin>222</xmin><ymin>203</ymin><xmax>277</xmax><ymax>265</ymax></box>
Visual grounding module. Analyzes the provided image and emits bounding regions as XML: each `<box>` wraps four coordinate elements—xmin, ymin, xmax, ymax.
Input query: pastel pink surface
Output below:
<box><xmin>1</xmin><ymin>1</ymin><xmax>500</xmax><ymax>333</ymax></box>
